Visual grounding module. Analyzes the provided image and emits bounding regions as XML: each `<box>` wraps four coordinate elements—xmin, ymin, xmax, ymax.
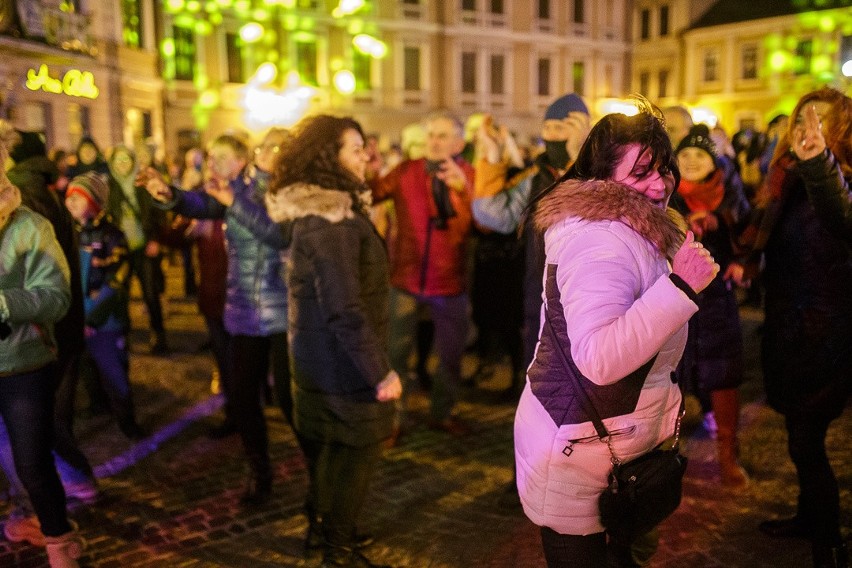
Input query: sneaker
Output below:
<box><xmin>63</xmin><ymin>479</ymin><xmax>100</xmax><ymax>503</ymax></box>
<box><xmin>4</xmin><ymin>516</ymin><xmax>46</xmax><ymax>547</ymax></box>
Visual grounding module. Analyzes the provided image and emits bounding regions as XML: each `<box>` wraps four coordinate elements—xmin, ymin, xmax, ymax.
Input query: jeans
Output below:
<box><xmin>302</xmin><ymin>437</ymin><xmax>381</xmax><ymax>548</ymax></box>
<box><xmin>0</xmin><ymin>365</ymin><xmax>72</xmax><ymax>537</ymax></box>
<box><xmin>388</xmin><ymin>288</ymin><xmax>469</xmax><ymax>422</ymax></box>
<box><xmin>128</xmin><ymin>248</ymin><xmax>165</xmax><ymax>333</ymax></box>
<box><xmin>85</xmin><ymin>329</ymin><xmax>138</xmax><ymax>435</ymax></box>
<box><xmin>786</xmin><ymin>412</ymin><xmax>843</xmax><ymax>546</ymax></box>
<box><xmin>229</xmin><ymin>333</ymin><xmax>291</xmax><ymax>477</ymax></box>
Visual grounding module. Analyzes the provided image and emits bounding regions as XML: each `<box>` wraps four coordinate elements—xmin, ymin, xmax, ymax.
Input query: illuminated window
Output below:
<box><xmin>353</xmin><ymin>50</ymin><xmax>372</xmax><ymax>90</ymax></box>
<box><xmin>462</xmin><ymin>51</ymin><xmax>477</xmax><ymax>93</ymax></box>
<box><xmin>404</xmin><ymin>46</ymin><xmax>421</xmax><ymax>90</ymax></box>
<box><xmin>741</xmin><ymin>44</ymin><xmax>757</xmax><ymax>80</ymax></box>
<box><xmin>296</xmin><ymin>39</ymin><xmax>318</xmax><ymax>85</ymax></box>
<box><xmin>703</xmin><ymin>49</ymin><xmax>718</xmax><ymax>82</ymax></box>
<box><xmin>794</xmin><ymin>39</ymin><xmax>812</xmax><ymax>76</ymax></box>
<box><xmin>538</xmin><ymin>0</ymin><xmax>550</xmax><ymax>19</ymax></box>
<box><xmin>173</xmin><ymin>25</ymin><xmax>195</xmax><ymax>81</ymax></box>
<box><xmin>658</xmin><ymin>69</ymin><xmax>668</xmax><ymax>97</ymax></box>
<box><xmin>573</xmin><ymin>61</ymin><xmax>585</xmax><ymax>95</ymax></box>
<box><xmin>121</xmin><ymin>0</ymin><xmax>143</xmax><ymax>48</ymax></box>
<box><xmin>659</xmin><ymin>5</ymin><xmax>669</xmax><ymax>37</ymax></box>
<box><xmin>226</xmin><ymin>33</ymin><xmax>244</xmax><ymax>83</ymax></box>
<box><xmin>490</xmin><ymin>54</ymin><xmax>505</xmax><ymax>95</ymax></box>
<box><xmin>573</xmin><ymin>0</ymin><xmax>584</xmax><ymax>24</ymax></box>
<box><xmin>538</xmin><ymin>57</ymin><xmax>551</xmax><ymax>96</ymax></box>
<box><xmin>640</xmin><ymin>9</ymin><xmax>650</xmax><ymax>40</ymax></box>
<box><xmin>639</xmin><ymin>71</ymin><xmax>649</xmax><ymax>95</ymax></box>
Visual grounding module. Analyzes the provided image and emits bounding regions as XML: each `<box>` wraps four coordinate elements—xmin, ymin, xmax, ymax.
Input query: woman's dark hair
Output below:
<box><xmin>270</xmin><ymin>114</ymin><xmax>366</xmax><ymax>195</ymax></box>
<box><xmin>528</xmin><ymin>98</ymin><xmax>679</xmax><ymax>214</ymax></box>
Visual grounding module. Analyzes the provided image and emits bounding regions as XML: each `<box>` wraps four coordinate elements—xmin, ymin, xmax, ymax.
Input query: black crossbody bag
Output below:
<box><xmin>544</xmin><ymin>307</ymin><xmax>688</xmax><ymax>544</ymax></box>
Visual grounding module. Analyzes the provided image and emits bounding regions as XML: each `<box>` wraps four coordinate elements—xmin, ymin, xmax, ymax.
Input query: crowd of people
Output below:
<box><xmin>0</xmin><ymin>85</ymin><xmax>849</xmax><ymax>568</ymax></box>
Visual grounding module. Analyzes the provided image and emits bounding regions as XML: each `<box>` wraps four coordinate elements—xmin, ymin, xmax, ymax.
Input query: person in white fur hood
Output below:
<box><xmin>0</xmin><ymin>121</ymin><xmax>84</xmax><ymax>567</ymax></box>
<box><xmin>514</xmin><ymin>101</ymin><xmax>719</xmax><ymax>567</ymax></box>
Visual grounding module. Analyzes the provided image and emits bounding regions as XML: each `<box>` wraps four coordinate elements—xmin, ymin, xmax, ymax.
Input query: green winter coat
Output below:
<box><xmin>0</xmin><ymin>206</ymin><xmax>71</xmax><ymax>376</ymax></box>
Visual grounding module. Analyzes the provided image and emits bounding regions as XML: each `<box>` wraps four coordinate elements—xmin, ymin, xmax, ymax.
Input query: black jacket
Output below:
<box><xmin>760</xmin><ymin>150</ymin><xmax>852</xmax><ymax>416</ymax></box>
<box><xmin>267</xmin><ymin>183</ymin><xmax>395</xmax><ymax>446</ymax></box>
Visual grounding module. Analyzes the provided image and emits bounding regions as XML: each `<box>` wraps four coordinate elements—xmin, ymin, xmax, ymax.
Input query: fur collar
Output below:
<box><xmin>534</xmin><ymin>178</ymin><xmax>686</xmax><ymax>257</ymax></box>
<box><xmin>265</xmin><ymin>183</ymin><xmax>371</xmax><ymax>224</ymax></box>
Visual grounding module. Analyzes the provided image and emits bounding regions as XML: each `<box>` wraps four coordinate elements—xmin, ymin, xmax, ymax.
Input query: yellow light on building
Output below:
<box><xmin>332</xmin><ymin>0</ymin><xmax>365</xmax><ymax>18</ymax></box>
<box><xmin>240</xmin><ymin>22</ymin><xmax>264</xmax><ymax>43</ymax></box>
<box><xmin>690</xmin><ymin>107</ymin><xmax>718</xmax><ymax>128</ymax></box>
<box><xmin>254</xmin><ymin>62</ymin><xmax>278</xmax><ymax>85</ymax></box>
<box><xmin>242</xmin><ymin>70</ymin><xmax>316</xmax><ymax>129</ymax></box>
<box><xmin>333</xmin><ymin>70</ymin><xmax>356</xmax><ymax>94</ymax></box>
<box><xmin>598</xmin><ymin>99</ymin><xmax>639</xmax><ymax>116</ymax></box>
<box><xmin>352</xmin><ymin>34</ymin><xmax>387</xmax><ymax>58</ymax></box>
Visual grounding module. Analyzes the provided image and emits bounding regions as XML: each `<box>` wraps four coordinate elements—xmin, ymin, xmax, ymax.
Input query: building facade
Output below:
<box><xmin>632</xmin><ymin>0</ymin><xmax>852</xmax><ymax>133</ymax></box>
<box><xmin>0</xmin><ymin>0</ymin><xmax>163</xmax><ymax>154</ymax></box>
<box><xmin>157</xmin><ymin>0</ymin><xmax>632</xmax><ymax>151</ymax></box>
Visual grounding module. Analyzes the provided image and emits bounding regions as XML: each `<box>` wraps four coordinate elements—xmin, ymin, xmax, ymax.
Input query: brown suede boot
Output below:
<box><xmin>44</xmin><ymin>531</ymin><xmax>84</xmax><ymax>568</ymax></box>
<box><xmin>711</xmin><ymin>388</ymin><xmax>749</xmax><ymax>488</ymax></box>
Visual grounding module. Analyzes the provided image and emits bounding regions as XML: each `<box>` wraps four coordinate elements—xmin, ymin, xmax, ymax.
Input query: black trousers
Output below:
<box><xmin>786</xmin><ymin>412</ymin><xmax>843</xmax><ymax>546</ymax></box>
<box><xmin>302</xmin><ymin>437</ymin><xmax>381</xmax><ymax>548</ymax></box>
<box><xmin>229</xmin><ymin>333</ymin><xmax>290</xmax><ymax>476</ymax></box>
<box><xmin>53</xmin><ymin>345</ymin><xmax>94</xmax><ymax>478</ymax></box>
<box><xmin>128</xmin><ymin>248</ymin><xmax>165</xmax><ymax>333</ymax></box>
<box><xmin>540</xmin><ymin>526</ymin><xmax>658</xmax><ymax>568</ymax></box>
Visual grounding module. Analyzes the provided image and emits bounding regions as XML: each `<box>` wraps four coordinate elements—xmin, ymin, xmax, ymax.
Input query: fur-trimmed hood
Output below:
<box><xmin>265</xmin><ymin>183</ymin><xmax>371</xmax><ymax>224</ymax></box>
<box><xmin>534</xmin><ymin>178</ymin><xmax>686</xmax><ymax>257</ymax></box>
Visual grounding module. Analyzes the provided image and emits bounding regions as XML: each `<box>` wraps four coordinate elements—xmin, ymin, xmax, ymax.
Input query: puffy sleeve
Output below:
<box><xmin>552</xmin><ymin>224</ymin><xmax>698</xmax><ymax>385</ymax></box>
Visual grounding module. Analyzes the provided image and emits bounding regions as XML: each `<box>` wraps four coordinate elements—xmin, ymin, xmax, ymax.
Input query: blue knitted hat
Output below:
<box><xmin>544</xmin><ymin>94</ymin><xmax>589</xmax><ymax>120</ymax></box>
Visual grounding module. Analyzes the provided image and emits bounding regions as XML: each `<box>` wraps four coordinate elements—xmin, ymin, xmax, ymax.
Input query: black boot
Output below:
<box><xmin>758</xmin><ymin>516</ymin><xmax>813</xmax><ymax>540</ymax></box>
<box><xmin>813</xmin><ymin>542</ymin><xmax>849</xmax><ymax>568</ymax></box>
<box><xmin>240</xmin><ymin>470</ymin><xmax>272</xmax><ymax>505</ymax></box>
<box><xmin>320</xmin><ymin>545</ymin><xmax>392</xmax><ymax>568</ymax></box>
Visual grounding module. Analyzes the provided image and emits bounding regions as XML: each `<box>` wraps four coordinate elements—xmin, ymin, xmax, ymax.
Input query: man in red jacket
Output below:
<box><xmin>369</xmin><ymin>112</ymin><xmax>474</xmax><ymax>436</ymax></box>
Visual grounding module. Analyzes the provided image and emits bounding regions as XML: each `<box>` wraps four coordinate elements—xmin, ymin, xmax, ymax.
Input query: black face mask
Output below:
<box><xmin>544</xmin><ymin>140</ymin><xmax>570</xmax><ymax>168</ymax></box>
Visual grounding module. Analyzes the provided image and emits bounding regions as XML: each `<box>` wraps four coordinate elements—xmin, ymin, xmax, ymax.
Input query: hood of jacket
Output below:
<box><xmin>534</xmin><ymin>178</ymin><xmax>686</xmax><ymax>258</ymax></box>
<box><xmin>265</xmin><ymin>182</ymin><xmax>371</xmax><ymax>224</ymax></box>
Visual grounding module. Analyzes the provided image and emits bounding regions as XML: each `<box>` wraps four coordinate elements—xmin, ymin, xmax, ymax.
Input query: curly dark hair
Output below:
<box><xmin>528</xmin><ymin>97</ymin><xmax>679</xmax><ymax>217</ymax></box>
<box><xmin>269</xmin><ymin>115</ymin><xmax>366</xmax><ymax>196</ymax></box>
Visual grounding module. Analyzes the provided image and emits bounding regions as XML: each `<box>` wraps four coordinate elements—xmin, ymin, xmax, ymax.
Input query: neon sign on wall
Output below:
<box><xmin>25</xmin><ymin>64</ymin><xmax>100</xmax><ymax>99</ymax></box>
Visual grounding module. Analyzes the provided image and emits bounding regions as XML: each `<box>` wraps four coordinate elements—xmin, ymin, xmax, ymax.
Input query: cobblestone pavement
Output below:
<box><xmin>0</xmin><ymin>267</ymin><xmax>849</xmax><ymax>567</ymax></box>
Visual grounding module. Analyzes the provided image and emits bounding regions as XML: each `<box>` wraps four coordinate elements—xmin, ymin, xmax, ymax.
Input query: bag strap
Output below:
<box><xmin>543</xmin><ymin>304</ymin><xmax>683</xmax><ymax>466</ymax></box>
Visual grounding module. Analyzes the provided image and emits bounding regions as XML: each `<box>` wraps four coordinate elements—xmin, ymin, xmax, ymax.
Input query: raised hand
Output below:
<box><xmin>791</xmin><ymin>104</ymin><xmax>826</xmax><ymax>161</ymax></box>
<box><xmin>672</xmin><ymin>231</ymin><xmax>720</xmax><ymax>294</ymax></box>
<box><xmin>136</xmin><ymin>167</ymin><xmax>173</xmax><ymax>203</ymax></box>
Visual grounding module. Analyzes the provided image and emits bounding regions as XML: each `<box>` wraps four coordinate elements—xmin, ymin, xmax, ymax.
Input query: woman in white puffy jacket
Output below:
<box><xmin>514</xmin><ymin>103</ymin><xmax>719</xmax><ymax>567</ymax></box>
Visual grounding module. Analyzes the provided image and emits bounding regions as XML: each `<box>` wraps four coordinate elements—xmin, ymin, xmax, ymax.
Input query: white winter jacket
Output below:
<box><xmin>514</xmin><ymin>178</ymin><xmax>698</xmax><ymax>536</ymax></box>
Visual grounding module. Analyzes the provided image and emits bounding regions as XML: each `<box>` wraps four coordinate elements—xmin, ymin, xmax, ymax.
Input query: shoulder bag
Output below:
<box><xmin>544</xmin><ymin>305</ymin><xmax>688</xmax><ymax>544</ymax></box>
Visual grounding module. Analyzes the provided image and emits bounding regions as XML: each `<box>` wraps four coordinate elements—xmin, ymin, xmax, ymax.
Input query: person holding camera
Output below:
<box><xmin>367</xmin><ymin>112</ymin><xmax>475</xmax><ymax>436</ymax></box>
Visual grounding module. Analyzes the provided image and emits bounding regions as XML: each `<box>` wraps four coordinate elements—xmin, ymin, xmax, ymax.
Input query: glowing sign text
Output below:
<box><xmin>25</xmin><ymin>64</ymin><xmax>100</xmax><ymax>99</ymax></box>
